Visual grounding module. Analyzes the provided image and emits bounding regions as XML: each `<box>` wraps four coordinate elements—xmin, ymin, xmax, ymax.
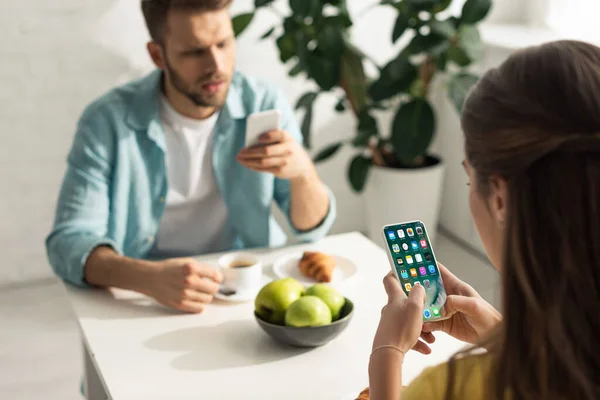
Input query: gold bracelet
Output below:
<box><xmin>370</xmin><ymin>345</ymin><xmax>406</xmax><ymax>359</ymax></box>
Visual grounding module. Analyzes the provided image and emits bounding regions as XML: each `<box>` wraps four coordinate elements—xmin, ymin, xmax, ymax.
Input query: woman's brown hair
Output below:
<box><xmin>454</xmin><ymin>40</ymin><xmax>600</xmax><ymax>399</ymax></box>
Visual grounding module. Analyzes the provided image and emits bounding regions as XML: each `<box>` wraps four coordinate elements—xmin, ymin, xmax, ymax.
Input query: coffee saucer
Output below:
<box><xmin>214</xmin><ymin>276</ymin><xmax>270</xmax><ymax>303</ymax></box>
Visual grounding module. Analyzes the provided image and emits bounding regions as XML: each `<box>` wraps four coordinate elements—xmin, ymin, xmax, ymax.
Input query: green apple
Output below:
<box><xmin>255</xmin><ymin>278</ymin><xmax>304</xmax><ymax>325</ymax></box>
<box><xmin>305</xmin><ymin>284</ymin><xmax>346</xmax><ymax>320</ymax></box>
<box><xmin>284</xmin><ymin>296</ymin><xmax>332</xmax><ymax>327</ymax></box>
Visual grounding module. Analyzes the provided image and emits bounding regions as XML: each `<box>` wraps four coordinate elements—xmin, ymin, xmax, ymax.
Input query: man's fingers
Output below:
<box><xmin>259</xmin><ymin>129</ymin><xmax>287</xmax><ymax>144</ymax></box>
<box><xmin>175</xmin><ymin>300</ymin><xmax>206</xmax><ymax>314</ymax></box>
<box><xmin>184</xmin><ymin>274</ymin><xmax>220</xmax><ymax>295</ymax></box>
<box><xmin>238</xmin><ymin>156</ymin><xmax>287</xmax><ymax>170</ymax></box>
<box><xmin>420</xmin><ymin>331</ymin><xmax>436</xmax><ymax>344</ymax></box>
<box><xmin>238</xmin><ymin>143</ymin><xmax>290</xmax><ymax>159</ymax></box>
<box><xmin>412</xmin><ymin>340</ymin><xmax>432</xmax><ymax>355</ymax></box>
<box><xmin>185</xmin><ymin>262</ymin><xmax>223</xmax><ymax>283</ymax></box>
<box><xmin>382</xmin><ymin>272</ymin><xmax>404</xmax><ymax>299</ymax></box>
<box><xmin>182</xmin><ymin>289</ymin><xmax>214</xmax><ymax>304</ymax></box>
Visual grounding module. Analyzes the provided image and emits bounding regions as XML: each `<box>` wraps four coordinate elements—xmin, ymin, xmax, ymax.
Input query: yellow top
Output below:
<box><xmin>402</xmin><ymin>353</ymin><xmax>495</xmax><ymax>399</ymax></box>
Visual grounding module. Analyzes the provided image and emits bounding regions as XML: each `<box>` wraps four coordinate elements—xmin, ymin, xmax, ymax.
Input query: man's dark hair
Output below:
<box><xmin>141</xmin><ymin>0</ymin><xmax>233</xmax><ymax>44</ymax></box>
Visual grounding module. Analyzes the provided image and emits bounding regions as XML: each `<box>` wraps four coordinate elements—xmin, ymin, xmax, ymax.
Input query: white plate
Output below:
<box><xmin>272</xmin><ymin>252</ymin><xmax>358</xmax><ymax>287</ymax></box>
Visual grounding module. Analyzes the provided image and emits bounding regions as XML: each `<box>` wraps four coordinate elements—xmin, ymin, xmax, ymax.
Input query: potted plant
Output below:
<box><xmin>234</xmin><ymin>0</ymin><xmax>491</xmax><ymax>242</ymax></box>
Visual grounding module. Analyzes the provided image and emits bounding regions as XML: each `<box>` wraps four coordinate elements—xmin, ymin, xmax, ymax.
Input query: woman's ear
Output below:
<box><xmin>488</xmin><ymin>175</ymin><xmax>508</xmax><ymax>227</ymax></box>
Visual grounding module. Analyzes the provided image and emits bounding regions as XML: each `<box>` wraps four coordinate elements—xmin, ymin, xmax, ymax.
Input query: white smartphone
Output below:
<box><xmin>245</xmin><ymin>109</ymin><xmax>281</xmax><ymax>147</ymax></box>
<box><xmin>381</xmin><ymin>220</ymin><xmax>448</xmax><ymax>322</ymax></box>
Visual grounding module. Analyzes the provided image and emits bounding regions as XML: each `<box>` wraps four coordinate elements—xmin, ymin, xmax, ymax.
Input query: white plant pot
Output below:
<box><xmin>364</xmin><ymin>159</ymin><xmax>445</xmax><ymax>247</ymax></box>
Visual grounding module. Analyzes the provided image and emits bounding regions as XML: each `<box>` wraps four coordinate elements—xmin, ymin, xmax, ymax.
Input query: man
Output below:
<box><xmin>46</xmin><ymin>0</ymin><xmax>335</xmax><ymax>314</ymax></box>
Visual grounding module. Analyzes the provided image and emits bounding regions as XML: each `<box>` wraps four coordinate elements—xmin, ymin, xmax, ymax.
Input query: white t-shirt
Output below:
<box><xmin>149</xmin><ymin>97</ymin><xmax>233</xmax><ymax>257</ymax></box>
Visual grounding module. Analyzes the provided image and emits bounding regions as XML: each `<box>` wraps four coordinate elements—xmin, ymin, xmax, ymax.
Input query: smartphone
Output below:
<box><xmin>382</xmin><ymin>221</ymin><xmax>447</xmax><ymax>321</ymax></box>
<box><xmin>246</xmin><ymin>109</ymin><xmax>281</xmax><ymax>147</ymax></box>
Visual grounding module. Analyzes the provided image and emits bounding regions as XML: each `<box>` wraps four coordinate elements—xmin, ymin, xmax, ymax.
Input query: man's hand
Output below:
<box><xmin>145</xmin><ymin>258</ymin><xmax>223</xmax><ymax>314</ymax></box>
<box><xmin>236</xmin><ymin>130</ymin><xmax>314</xmax><ymax>180</ymax></box>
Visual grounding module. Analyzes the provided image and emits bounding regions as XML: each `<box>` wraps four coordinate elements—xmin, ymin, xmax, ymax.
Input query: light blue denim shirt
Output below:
<box><xmin>46</xmin><ymin>70</ymin><xmax>336</xmax><ymax>287</ymax></box>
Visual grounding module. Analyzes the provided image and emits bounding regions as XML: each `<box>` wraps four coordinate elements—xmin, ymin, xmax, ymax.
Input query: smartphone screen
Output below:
<box><xmin>382</xmin><ymin>221</ymin><xmax>447</xmax><ymax>321</ymax></box>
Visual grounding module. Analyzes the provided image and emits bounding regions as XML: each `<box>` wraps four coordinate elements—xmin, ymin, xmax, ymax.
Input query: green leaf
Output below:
<box><xmin>429</xmin><ymin>19</ymin><xmax>456</xmax><ymax>38</ymax></box>
<box><xmin>290</xmin><ymin>0</ymin><xmax>321</xmax><ymax>18</ymax></box>
<box><xmin>314</xmin><ymin>142</ymin><xmax>343</xmax><ymax>162</ymax></box>
<box><xmin>307</xmin><ymin>54</ymin><xmax>340</xmax><ymax>91</ymax></box>
<box><xmin>335</xmin><ymin>98</ymin><xmax>346</xmax><ymax>112</ymax></box>
<box><xmin>255</xmin><ymin>0</ymin><xmax>275</xmax><ymax>6</ymax></box>
<box><xmin>339</xmin><ymin>42</ymin><xmax>368</xmax><ymax>113</ymax></box>
<box><xmin>353</xmin><ymin>109</ymin><xmax>379</xmax><ymax>147</ymax></box>
<box><xmin>318</xmin><ymin>24</ymin><xmax>345</xmax><ymax>58</ymax></box>
<box><xmin>300</xmin><ymin>106</ymin><xmax>314</xmax><ymax>148</ymax></box>
<box><xmin>436</xmin><ymin>53</ymin><xmax>448</xmax><ymax>71</ymax></box>
<box><xmin>406</xmin><ymin>0</ymin><xmax>440</xmax><ymax>12</ymax></box>
<box><xmin>458</xmin><ymin>25</ymin><xmax>483</xmax><ymax>62</ymax></box>
<box><xmin>448</xmin><ymin>73</ymin><xmax>479</xmax><ymax>114</ymax></box>
<box><xmin>325</xmin><ymin>14</ymin><xmax>353</xmax><ymax>29</ymax></box>
<box><xmin>433</xmin><ymin>0</ymin><xmax>452</xmax><ymax>13</ymax></box>
<box><xmin>232</xmin><ymin>13</ymin><xmax>254</xmax><ymax>37</ymax></box>
<box><xmin>447</xmin><ymin>45</ymin><xmax>470</xmax><ymax>66</ymax></box>
<box><xmin>260</xmin><ymin>27</ymin><xmax>276</xmax><ymax>40</ymax></box>
<box><xmin>407</xmin><ymin>33</ymin><xmax>449</xmax><ymax>55</ymax></box>
<box><xmin>295</xmin><ymin>92</ymin><xmax>318</xmax><ymax>109</ymax></box>
<box><xmin>369</xmin><ymin>56</ymin><xmax>418</xmax><ymax>102</ymax></box>
<box><xmin>276</xmin><ymin>34</ymin><xmax>296</xmax><ymax>63</ymax></box>
<box><xmin>289</xmin><ymin>62</ymin><xmax>304</xmax><ymax>77</ymax></box>
<box><xmin>392</xmin><ymin>14</ymin><xmax>410</xmax><ymax>43</ymax></box>
<box><xmin>461</xmin><ymin>0</ymin><xmax>492</xmax><ymax>24</ymax></box>
<box><xmin>391</xmin><ymin>99</ymin><xmax>436</xmax><ymax>162</ymax></box>
<box><xmin>348</xmin><ymin>155</ymin><xmax>372</xmax><ymax>192</ymax></box>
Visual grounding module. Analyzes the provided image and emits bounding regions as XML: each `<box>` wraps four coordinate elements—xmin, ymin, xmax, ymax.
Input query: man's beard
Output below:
<box><xmin>164</xmin><ymin>58</ymin><xmax>228</xmax><ymax>108</ymax></box>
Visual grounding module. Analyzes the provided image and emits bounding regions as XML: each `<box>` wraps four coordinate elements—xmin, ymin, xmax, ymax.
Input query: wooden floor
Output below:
<box><xmin>0</xmin><ymin>234</ymin><xmax>499</xmax><ymax>400</ymax></box>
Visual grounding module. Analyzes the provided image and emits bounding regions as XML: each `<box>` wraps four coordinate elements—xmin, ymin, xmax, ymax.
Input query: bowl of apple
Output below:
<box><xmin>254</xmin><ymin>278</ymin><xmax>354</xmax><ymax>348</ymax></box>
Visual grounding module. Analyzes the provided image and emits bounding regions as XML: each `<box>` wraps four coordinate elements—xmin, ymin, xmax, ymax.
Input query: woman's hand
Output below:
<box><xmin>419</xmin><ymin>263</ymin><xmax>502</xmax><ymax>348</ymax></box>
<box><xmin>372</xmin><ymin>272</ymin><xmax>427</xmax><ymax>353</ymax></box>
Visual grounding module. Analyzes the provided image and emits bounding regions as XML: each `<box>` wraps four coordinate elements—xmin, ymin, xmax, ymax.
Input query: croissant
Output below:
<box><xmin>299</xmin><ymin>251</ymin><xmax>336</xmax><ymax>283</ymax></box>
<box><xmin>355</xmin><ymin>388</ymin><xmax>370</xmax><ymax>400</ymax></box>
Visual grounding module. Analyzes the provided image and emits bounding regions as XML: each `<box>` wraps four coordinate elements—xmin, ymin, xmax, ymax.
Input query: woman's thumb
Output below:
<box><xmin>408</xmin><ymin>283</ymin><xmax>426</xmax><ymax>306</ymax></box>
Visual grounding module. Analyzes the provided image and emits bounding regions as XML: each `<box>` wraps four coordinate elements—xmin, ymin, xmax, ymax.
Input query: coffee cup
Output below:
<box><xmin>218</xmin><ymin>252</ymin><xmax>262</xmax><ymax>295</ymax></box>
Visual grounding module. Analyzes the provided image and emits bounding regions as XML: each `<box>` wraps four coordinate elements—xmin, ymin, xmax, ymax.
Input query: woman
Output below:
<box><xmin>367</xmin><ymin>40</ymin><xmax>600</xmax><ymax>400</ymax></box>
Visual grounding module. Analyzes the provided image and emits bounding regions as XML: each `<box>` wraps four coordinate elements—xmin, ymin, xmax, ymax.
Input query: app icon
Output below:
<box><xmin>392</xmin><ymin>244</ymin><xmax>400</xmax><ymax>253</ymax></box>
<box><xmin>414</xmin><ymin>281</ymin><xmax>421</xmax><ymax>286</ymax></box>
<box><xmin>400</xmin><ymin>270</ymin><xmax>408</xmax><ymax>279</ymax></box>
<box><xmin>423</xmin><ymin>309</ymin><xmax>431</xmax><ymax>319</ymax></box>
<box><xmin>410</xmin><ymin>268</ymin><xmax>418</xmax><ymax>277</ymax></box>
<box><xmin>407</xmin><ymin>228</ymin><xmax>415</xmax><ymax>237</ymax></box>
<box><xmin>419</xmin><ymin>266</ymin><xmax>427</xmax><ymax>276</ymax></box>
<box><xmin>411</xmin><ymin>241</ymin><xmax>419</xmax><ymax>250</ymax></box>
<box><xmin>433</xmin><ymin>308</ymin><xmax>440</xmax><ymax>316</ymax></box>
<box><xmin>397</xmin><ymin>229</ymin><xmax>405</xmax><ymax>239</ymax></box>
<box><xmin>423</xmin><ymin>279</ymin><xmax>430</xmax><ymax>288</ymax></box>
<box><xmin>425</xmin><ymin>252</ymin><xmax>432</xmax><ymax>261</ymax></box>
<box><xmin>428</xmin><ymin>264</ymin><xmax>436</xmax><ymax>274</ymax></box>
<box><xmin>402</xmin><ymin>243</ymin><xmax>409</xmax><ymax>251</ymax></box>
<box><xmin>388</xmin><ymin>231</ymin><xmax>396</xmax><ymax>240</ymax></box>
<box><xmin>396</xmin><ymin>258</ymin><xmax>404</xmax><ymax>265</ymax></box>
<box><xmin>416</xmin><ymin>226</ymin><xmax>423</xmax><ymax>235</ymax></box>
<box><xmin>415</xmin><ymin>254</ymin><xmax>423</xmax><ymax>263</ymax></box>
<box><xmin>406</xmin><ymin>255</ymin><xmax>414</xmax><ymax>264</ymax></box>
<box><xmin>405</xmin><ymin>283</ymin><xmax>412</xmax><ymax>292</ymax></box>
<box><xmin>420</xmin><ymin>240</ymin><xmax>428</xmax><ymax>248</ymax></box>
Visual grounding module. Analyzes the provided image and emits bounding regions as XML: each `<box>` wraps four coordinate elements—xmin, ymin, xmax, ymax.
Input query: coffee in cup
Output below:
<box><xmin>218</xmin><ymin>252</ymin><xmax>262</xmax><ymax>297</ymax></box>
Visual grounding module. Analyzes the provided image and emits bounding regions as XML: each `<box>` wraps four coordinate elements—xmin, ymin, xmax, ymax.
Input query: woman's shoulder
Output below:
<box><xmin>402</xmin><ymin>352</ymin><xmax>493</xmax><ymax>400</ymax></box>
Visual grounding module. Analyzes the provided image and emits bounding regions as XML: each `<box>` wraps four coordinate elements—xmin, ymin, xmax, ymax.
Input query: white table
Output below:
<box><xmin>64</xmin><ymin>232</ymin><xmax>467</xmax><ymax>400</ymax></box>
